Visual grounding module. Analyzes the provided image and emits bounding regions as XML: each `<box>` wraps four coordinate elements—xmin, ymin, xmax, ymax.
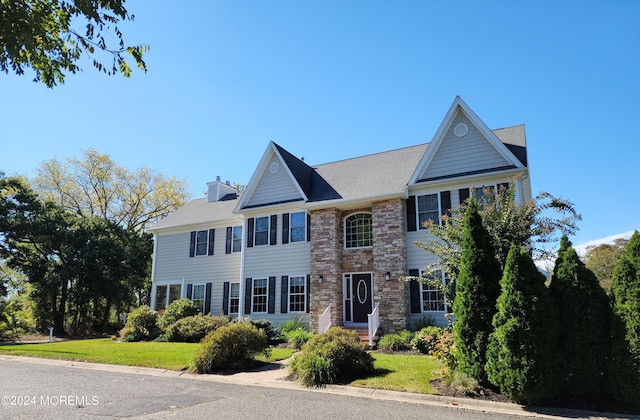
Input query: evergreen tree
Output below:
<box><xmin>610</xmin><ymin>231</ymin><xmax>640</xmax><ymax>406</ymax></box>
<box><xmin>453</xmin><ymin>198</ymin><xmax>502</xmax><ymax>383</ymax></box>
<box><xmin>486</xmin><ymin>245</ymin><xmax>557</xmax><ymax>404</ymax></box>
<box><xmin>549</xmin><ymin>236</ymin><xmax>611</xmax><ymax>398</ymax></box>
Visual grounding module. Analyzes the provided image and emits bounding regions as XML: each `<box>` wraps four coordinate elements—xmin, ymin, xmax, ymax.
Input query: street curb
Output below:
<box><xmin>1</xmin><ymin>355</ymin><xmax>637</xmax><ymax>419</ymax></box>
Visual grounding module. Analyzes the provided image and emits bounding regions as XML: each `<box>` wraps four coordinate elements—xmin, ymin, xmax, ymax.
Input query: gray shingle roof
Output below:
<box><xmin>150</xmin><ymin>196</ymin><xmax>240</xmax><ymax>231</ymax></box>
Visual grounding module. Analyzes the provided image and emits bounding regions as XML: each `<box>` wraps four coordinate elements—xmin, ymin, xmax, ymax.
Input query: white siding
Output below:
<box><xmin>247</xmin><ymin>156</ymin><xmax>303</xmax><ymax>207</ymax></box>
<box><xmin>420</xmin><ymin>112</ymin><xmax>510</xmax><ymax>180</ymax></box>
<box><xmin>153</xmin><ymin>228</ymin><xmax>242</xmax><ymax>316</ymax></box>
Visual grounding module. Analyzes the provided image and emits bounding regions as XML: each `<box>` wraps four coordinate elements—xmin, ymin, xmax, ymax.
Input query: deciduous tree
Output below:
<box><xmin>0</xmin><ymin>0</ymin><xmax>148</xmax><ymax>87</ymax></box>
<box><xmin>584</xmin><ymin>238</ymin><xmax>628</xmax><ymax>295</ymax></box>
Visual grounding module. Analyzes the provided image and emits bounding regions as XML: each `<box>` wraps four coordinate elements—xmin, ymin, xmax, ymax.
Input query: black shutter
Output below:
<box><xmin>406</xmin><ymin>196</ymin><xmax>417</xmax><ymax>232</ymax></box>
<box><xmin>409</xmin><ymin>269</ymin><xmax>421</xmax><ymax>314</ymax></box>
<box><xmin>459</xmin><ymin>188</ymin><xmax>470</xmax><ymax>205</ymax></box>
<box><xmin>186</xmin><ymin>283</ymin><xmax>193</xmax><ymax>300</ymax></box>
<box><xmin>268</xmin><ymin>276</ymin><xmax>276</xmax><ymax>314</ymax></box>
<box><xmin>270</xmin><ymin>215</ymin><xmax>277</xmax><ymax>245</ymax></box>
<box><xmin>306</xmin><ymin>274</ymin><xmax>311</xmax><ymax>313</ymax></box>
<box><xmin>189</xmin><ymin>231</ymin><xmax>196</xmax><ymax>257</ymax></box>
<box><xmin>281</xmin><ymin>276</ymin><xmax>289</xmax><ymax>313</ymax></box>
<box><xmin>208</xmin><ymin>229</ymin><xmax>215</xmax><ymax>255</ymax></box>
<box><xmin>282</xmin><ymin>213</ymin><xmax>289</xmax><ymax>244</ymax></box>
<box><xmin>307</xmin><ymin>214</ymin><xmax>311</xmax><ymax>242</ymax></box>
<box><xmin>204</xmin><ymin>282</ymin><xmax>212</xmax><ymax>314</ymax></box>
<box><xmin>222</xmin><ymin>282</ymin><xmax>230</xmax><ymax>315</ymax></box>
<box><xmin>225</xmin><ymin>227</ymin><xmax>232</xmax><ymax>254</ymax></box>
<box><xmin>244</xmin><ymin>278</ymin><xmax>252</xmax><ymax>314</ymax></box>
<box><xmin>499</xmin><ymin>182</ymin><xmax>510</xmax><ymax>194</ymax></box>
<box><xmin>247</xmin><ymin>218</ymin><xmax>254</xmax><ymax>248</ymax></box>
<box><xmin>440</xmin><ymin>191</ymin><xmax>451</xmax><ymax>221</ymax></box>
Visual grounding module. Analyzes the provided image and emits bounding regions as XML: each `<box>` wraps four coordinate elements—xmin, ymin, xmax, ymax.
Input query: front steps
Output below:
<box><xmin>342</xmin><ymin>326</ymin><xmax>380</xmax><ymax>347</ymax></box>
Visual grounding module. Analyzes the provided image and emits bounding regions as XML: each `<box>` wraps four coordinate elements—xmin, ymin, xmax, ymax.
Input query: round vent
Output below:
<box><xmin>454</xmin><ymin>123</ymin><xmax>469</xmax><ymax>138</ymax></box>
<box><xmin>269</xmin><ymin>162</ymin><xmax>280</xmax><ymax>174</ymax></box>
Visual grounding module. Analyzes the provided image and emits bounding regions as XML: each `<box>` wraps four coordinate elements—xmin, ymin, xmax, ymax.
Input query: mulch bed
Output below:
<box><xmin>430</xmin><ymin>379</ymin><xmax>512</xmax><ymax>403</ymax></box>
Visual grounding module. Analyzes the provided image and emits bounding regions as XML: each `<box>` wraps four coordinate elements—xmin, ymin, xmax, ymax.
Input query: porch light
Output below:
<box><xmin>385</xmin><ymin>272</ymin><xmax>391</xmax><ymax>281</ymax></box>
<box><xmin>319</xmin><ymin>275</ymin><xmax>323</xmax><ymax>283</ymax></box>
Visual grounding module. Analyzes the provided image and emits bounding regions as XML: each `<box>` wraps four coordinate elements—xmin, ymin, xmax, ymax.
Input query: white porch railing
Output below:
<box><xmin>367</xmin><ymin>302</ymin><xmax>381</xmax><ymax>346</ymax></box>
<box><xmin>318</xmin><ymin>303</ymin><xmax>332</xmax><ymax>334</ymax></box>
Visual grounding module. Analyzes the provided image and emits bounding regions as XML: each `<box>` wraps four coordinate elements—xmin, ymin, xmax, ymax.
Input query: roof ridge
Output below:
<box><xmin>312</xmin><ymin>142</ymin><xmax>429</xmax><ymax>168</ymax></box>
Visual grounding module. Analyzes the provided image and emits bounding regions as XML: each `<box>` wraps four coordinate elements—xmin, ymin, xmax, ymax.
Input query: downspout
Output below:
<box><xmin>238</xmin><ymin>216</ymin><xmax>247</xmax><ymax>319</ymax></box>
<box><xmin>149</xmin><ymin>233</ymin><xmax>159</xmax><ymax>310</ymax></box>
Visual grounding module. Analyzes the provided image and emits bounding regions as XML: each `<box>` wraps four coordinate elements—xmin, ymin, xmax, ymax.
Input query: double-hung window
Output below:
<box><xmin>254</xmin><ymin>217</ymin><xmax>269</xmax><ymax>246</ymax></box>
<box><xmin>191</xmin><ymin>284</ymin><xmax>206</xmax><ymax>313</ymax></box>
<box><xmin>195</xmin><ymin>230</ymin><xmax>208</xmax><ymax>255</ymax></box>
<box><xmin>421</xmin><ymin>269</ymin><xmax>446</xmax><ymax>312</ymax></box>
<box><xmin>418</xmin><ymin>194</ymin><xmax>439</xmax><ymax>229</ymax></box>
<box><xmin>345</xmin><ymin>213</ymin><xmax>372</xmax><ymax>248</ymax></box>
<box><xmin>229</xmin><ymin>283</ymin><xmax>240</xmax><ymax>314</ymax></box>
<box><xmin>288</xmin><ymin>276</ymin><xmax>306</xmax><ymax>312</ymax></box>
<box><xmin>290</xmin><ymin>212</ymin><xmax>306</xmax><ymax>242</ymax></box>
<box><xmin>252</xmin><ymin>278</ymin><xmax>268</xmax><ymax>313</ymax></box>
<box><xmin>232</xmin><ymin>226</ymin><xmax>242</xmax><ymax>252</ymax></box>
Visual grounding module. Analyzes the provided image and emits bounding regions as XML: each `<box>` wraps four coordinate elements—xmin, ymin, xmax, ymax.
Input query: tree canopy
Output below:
<box><xmin>0</xmin><ymin>0</ymin><xmax>148</xmax><ymax>87</ymax></box>
<box><xmin>583</xmin><ymin>238</ymin><xmax>628</xmax><ymax>295</ymax></box>
<box><xmin>34</xmin><ymin>149</ymin><xmax>189</xmax><ymax>232</ymax></box>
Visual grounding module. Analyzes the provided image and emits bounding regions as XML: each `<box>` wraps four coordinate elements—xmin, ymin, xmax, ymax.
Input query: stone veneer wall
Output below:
<box><xmin>309</xmin><ymin>201</ymin><xmax>409</xmax><ymax>333</ymax></box>
<box><xmin>309</xmin><ymin>208</ymin><xmax>343</xmax><ymax>332</ymax></box>
<box><xmin>372</xmin><ymin>199</ymin><xmax>408</xmax><ymax>333</ymax></box>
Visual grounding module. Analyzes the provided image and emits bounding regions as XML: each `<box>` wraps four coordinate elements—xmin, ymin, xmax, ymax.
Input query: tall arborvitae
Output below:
<box><xmin>610</xmin><ymin>231</ymin><xmax>640</xmax><ymax>407</ymax></box>
<box><xmin>453</xmin><ymin>198</ymin><xmax>502</xmax><ymax>383</ymax></box>
<box><xmin>549</xmin><ymin>236</ymin><xmax>611</xmax><ymax>398</ymax></box>
<box><xmin>486</xmin><ymin>245</ymin><xmax>557</xmax><ymax>404</ymax></box>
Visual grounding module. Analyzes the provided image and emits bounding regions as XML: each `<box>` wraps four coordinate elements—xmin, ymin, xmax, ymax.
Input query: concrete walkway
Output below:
<box><xmin>0</xmin><ymin>354</ymin><xmax>636</xmax><ymax>419</ymax></box>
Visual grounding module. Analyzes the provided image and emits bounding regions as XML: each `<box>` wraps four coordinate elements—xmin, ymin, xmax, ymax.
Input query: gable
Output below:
<box><xmin>245</xmin><ymin>153</ymin><xmax>305</xmax><ymax>208</ymax></box>
<box><xmin>411</xmin><ymin>97</ymin><xmax>525</xmax><ymax>184</ymax></box>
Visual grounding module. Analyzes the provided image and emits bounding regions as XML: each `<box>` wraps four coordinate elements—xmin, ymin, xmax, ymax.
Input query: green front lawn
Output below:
<box><xmin>351</xmin><ymin>353</ymin><xmax>442</xmax><ymax>394</ymax></box>
<box><xmin>0</xmin><ymin>339</ymin><xmax>438</xmax><ymax>395</ymax></box>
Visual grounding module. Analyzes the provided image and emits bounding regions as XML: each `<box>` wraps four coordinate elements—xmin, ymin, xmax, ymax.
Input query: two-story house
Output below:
<box><xmin>149</xmin><ymin>96</ymin><xmax>531</xmax><ymax>338</ymax></box>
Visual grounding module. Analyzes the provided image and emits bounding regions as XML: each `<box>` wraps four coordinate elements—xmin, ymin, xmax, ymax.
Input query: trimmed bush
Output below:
<box><xmin>379</xmin><ymin>330</ymin><xmax>413</xmax><ymax>352</ymax></box>
<box><xmin>289</xmin><ymin>327</ymin><xmax>374</xmax><ymax>386</ymax></box>
<box><xmin>120</xmin><ymin>306</ymin><xmax>160</xmax><ymax>341</ymax></box>
<box><xmin>192</xmin><ymin>322</ymin><xmax>268</xmax><ymax>373</ymax></box>
<box><xmin>165</xmin><ymin>315</ymin><xmax>230</xmax><ymax>343</ymax></box>
<box><xmin>410</xmin><ymin>326</ymin><xmax>442</xmax><ymax>354</ymax></box>
<box><xmin>158</xmin><ymin>298</ymin><xmax>199</xmax><ymax>331</ymax></box>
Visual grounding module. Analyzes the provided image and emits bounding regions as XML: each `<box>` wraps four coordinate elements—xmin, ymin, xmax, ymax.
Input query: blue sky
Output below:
<box><xmin>1</xmin><ymin>1</ymin><xmax>638</xmax><ymax>250</ymax></box>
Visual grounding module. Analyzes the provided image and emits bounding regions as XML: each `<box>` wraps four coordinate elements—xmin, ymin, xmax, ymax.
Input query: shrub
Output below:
<box><xmin>279</xmin><ymin>317</ymin><xmax>308</xmax><ymax>335</ymax></box>
<box><xmin>289</xmin><ymin>327</ymin><xmax>373</xmax><ymax>386</ymax></box>
<box><xmin>414</xmin><ymin>315</ymin><xmax>435</xmax><ymax>331</ymax></box>
<box><xmin>158</xmin><ymin>298</ymin><xmax>199</xmax><ymax>331</ymax></box>
<box><xmin>431</xmin><ymin>329</ymin><xmax>456</xmax><ymax>370</ymax></box>
<box><xmin>165</xmin><ymin>315</ymin><xmax>230</xmax><ymax>343</ymax></box>
<box><xmin>445</xmin><ymin>370</ymin><xmax>481</xmax><ymax>395</ymax></box>
<box><xmin>250</xmin><ymin>319</ymin><xmax>280</xmax><ymax>345</ymax></box>
<box><xmin>284</xmin><ymin>328</ymin><xmax>313</xmax><ymax>349</ymax></box>
<box><xmin>120</xmin><ymin>306</ymin><xmax>160</xmax><ymax>341</ymax></box>
<box><xmin>379</xmin><ymin>330</ymin><xmax>413</xmax><ymax>351</ymax></box>
<box><xmin>411</xmin><ymin>326</ymin><xmax>442</xmax><ymax>354</ymax></box>
<box><xmin>192</xmin><ymin>322</ymin><xmax>268</xmax><ymax>373</ymax></box>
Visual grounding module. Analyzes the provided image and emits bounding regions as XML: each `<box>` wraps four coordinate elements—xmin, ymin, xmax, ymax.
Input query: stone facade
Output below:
<box><xmin>309</xmin><ymin>200</ymin><xmax>409</xmax><ymax>334</ymax></box>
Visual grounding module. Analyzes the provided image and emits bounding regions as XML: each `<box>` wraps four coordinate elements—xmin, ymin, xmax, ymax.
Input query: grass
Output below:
<box><xmin>0</xmin><ymin>339</ymin><xmax>297</xmax><ymax>371</ymax></box>
<box><xmin>350</xmin><ymin>352</ymin><xmax>442</xmax><ymax>394</ymax></box>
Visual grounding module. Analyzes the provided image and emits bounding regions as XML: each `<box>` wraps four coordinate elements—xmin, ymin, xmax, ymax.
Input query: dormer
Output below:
<box><xmin>207</xmin><ymin>176</ymin><xmax>238</xmax><ymax>202</ymax></box>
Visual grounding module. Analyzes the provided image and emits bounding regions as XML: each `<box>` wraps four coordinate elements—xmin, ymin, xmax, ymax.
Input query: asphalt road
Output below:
<box><xmin>0</xmin><ymin>356</ymin><xmax>630</xmax><ymax>420</ymax></box>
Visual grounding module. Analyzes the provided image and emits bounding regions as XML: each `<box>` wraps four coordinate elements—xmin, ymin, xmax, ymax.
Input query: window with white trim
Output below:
<box><xmin>418</xmin><ymin>194</ymin><xmax>439</xmax><ymax>229</ymax></box>
<box><xmin>290</xmin><ymin>212</ymin><xmax>306</xmax><ymax>242</ymax></box>
<box><xmin>289</xmin><ymin>275</ymin><xmax>306</xmax><ymax>312</ymax></box>
<box><xmin>421</xmin><ymin>269</ymin><xmax>446</xmax><ymax>312</ymax></box>
<box><xmin>192</xmin><ymin>284</ymin><xmax>206</xmax><ymax>313</ymax></box>
<box><xmin>345</xmin><ymin>213</ymin><xmax>372</xmax><ymax>248</ymax></box>
<box><xmin>229</xmin><ymin>283</ymin><xmax>240</xmax><ymax>314</ymax></box>
<box><xmin>252</xmin><ymin>278</ymin><xmax>268</xmax><ymax>313</ymax></box>
<box><xmin>195</xmin><ymin>230</ymin><xmax>209</xmax><ymax>255</ymax></box>
<box><xmin>232</xmin><ymin>226</ymin><xmax>242</xmax><ymax>252</ymax></box>
<box><xmin>154</xmin><ymin>284</ymin><xmax>182</xmax><ymax>311</ymax></box>
<box><xmin>254</xmin><ymin>217</ymin><xmax>269</xmax><ymax>246</ymax></box>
